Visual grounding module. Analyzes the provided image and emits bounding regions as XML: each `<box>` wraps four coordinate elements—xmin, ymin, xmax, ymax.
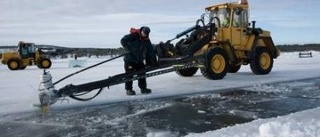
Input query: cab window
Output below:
<box><xmin>232</xmin><ymin>10</ymin><xmax>240</xmax><ymax>28</ymax></box>
<box><xmin>210</xmin><ymin>8</ymin><xmax>231</xmax><ymax>28</ymax></box>
<box><xmin>28</xmin><ymin>44</ymin><xmax>36</xmax><ymax>53</ymax></box>
<box><xmin>241</xmin><ymin>10</ymin><xmax>248</xmax><ymax>28</ymax></box>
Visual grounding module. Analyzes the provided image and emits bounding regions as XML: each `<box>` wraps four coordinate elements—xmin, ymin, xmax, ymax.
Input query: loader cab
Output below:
<box><xmin>18</xmin><ymin>42</ymin><xmax>36</xmax><ymax>59</ymax></box>
<box><xmin>207</xmin><ymin>3</ymin><xmax>249</xmax><ymax>47</ymax></box>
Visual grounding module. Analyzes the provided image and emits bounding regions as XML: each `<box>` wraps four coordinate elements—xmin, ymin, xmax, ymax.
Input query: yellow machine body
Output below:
<box><xmin>1</xmin><ymin>42</ymin><xmax>52</xmax><ymax>70</ymax></box>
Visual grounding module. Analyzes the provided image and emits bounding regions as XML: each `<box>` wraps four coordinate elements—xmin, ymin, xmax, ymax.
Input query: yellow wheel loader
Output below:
<box><xmin>156</xmin><ymin>1</ymin><xmax>280</xmax><ymax>79</ymax></box>
<box><xmin>1</xmin><ymin>41</ymin><xmax>52</xmax><ymax>70</ymax></box>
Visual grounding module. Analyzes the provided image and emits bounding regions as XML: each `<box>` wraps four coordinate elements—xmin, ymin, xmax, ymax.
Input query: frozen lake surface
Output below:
<box><xmin>1</xmin><ymin>52</ymin><xmax>320</xmax><ymax>137</ymax></box>
<box><xmin>1</xmin><ymin>77</ymin><xmax>320</xmax><ymax>137</ymax></box>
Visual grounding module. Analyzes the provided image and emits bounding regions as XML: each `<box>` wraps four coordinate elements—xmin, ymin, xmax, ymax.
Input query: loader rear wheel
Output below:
<box><xmin>250</xmin><ymin>47</ymin><xmax>273</xmax><ymax>75</ymax></box>
<box><xmin>201</xmin><ymin>48</ymin><xmax>229</xmax><ymax>80</ymax></box>
<box><xmin>228</xmin><ymin>65</ymin><xmax>241</xmax><ymax>73</ymax></box>
<box><xmin>37</xmin><ymin>58</ymin><xmax>52</xmax><ymax>69</ymax></box>
<box><xmin>175</xmin><ymin>67</ymin><xmax>198</xmax><ymax>77</ymax></box>
<box><xmin>8</xmin><ymin>59</ymin><xmax>21</xmax><ymax>70</ymax></box>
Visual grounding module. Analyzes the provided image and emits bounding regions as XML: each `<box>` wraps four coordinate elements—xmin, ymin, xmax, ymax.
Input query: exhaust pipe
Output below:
<box><xmin>38</xmin><ymin>70</ymin><xmax>57</xmax><ymax>112</ymax></box>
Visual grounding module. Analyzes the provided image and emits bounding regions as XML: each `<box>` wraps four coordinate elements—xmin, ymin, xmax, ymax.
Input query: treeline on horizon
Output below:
<box><xmin>276</xmin><ymin>44</ymin><xmax>320</xmax><ymax>52</ymax></box>
<box><xmin>70</xmin><ymin>43</ymin><xmax>320</xmax><ymax>57</ymax></box>
<box><xmin>0</xmin><ymin>44</ymin><xmax>319</xmax><ymax>59</ymax></box>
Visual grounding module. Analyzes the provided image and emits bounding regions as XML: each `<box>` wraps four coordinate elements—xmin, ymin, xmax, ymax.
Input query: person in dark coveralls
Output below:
<box><xmin>120</xmin><ymin>26</ymin><xmax>157</xmax><ymax>96</ymax></box>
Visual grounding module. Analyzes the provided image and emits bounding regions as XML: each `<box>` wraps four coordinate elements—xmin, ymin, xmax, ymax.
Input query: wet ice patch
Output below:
<box><xmin>197</xmin><ymin>110</ymin><xmax>206</xmax><ymax>114</ymax></box>
<box><xmin>243</xmin><ymin>84</ymin><xmax>292</xmax><ymax>93</ymax></box>
<box><xmin>146</xmin><ymin>130</ymin><xmax>179</xmax><ymax>137</ymax></box>
<box><xmin>104</xmin><ymin>103</ymin><xmax>173</xmax><ymax>125</ymax></box>
<box><xmin>86</xmin><ymin>117</ymin><xmax>103</xmax><ymax>124</ymax></box>
<box><xmin>260</xmin><ymin>84</ymin><xmax>290</xmax><ymax>93</ymax></box>
<box><xmin>182</xmin><ymin>94</ymin><xmax>220</xmax><ymax>103</ymax></box>
<box><xmin>284</xmin><ymin>81</ymin><xmax>315</xmax><ymax>88</ymax></box>
<box><xmin>280</xmin><ymin>81</ymin><xmax>320</xmax><ymax>93</ymax></box>
<box><xmin>229</xmin><ymin>110</ymin><xmax>258</xmax><ymax>119</ymax></box>
<box><xmin>243</xmin><ymin>80</ymin><xmax>320</xmax><ymax>94</ymax></box>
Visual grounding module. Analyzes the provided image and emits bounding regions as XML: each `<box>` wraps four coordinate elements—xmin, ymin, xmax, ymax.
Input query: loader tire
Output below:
<box><xmin>175</xmin><ymin>67</ymin><xmax>198</xmax><ymax>77</ymax></box>
<box><xmin>250</xmin><ymin>47</ymin><xmax>273</xmax><ymax>75</ymax></box>
<box><xmin>37</xmin><ymin>58</ymin><xmax>52</xmax><ymax>69</ymax></box>
<box><xmin>201</xmin><ymin>48</ymin><xmax>229</xmax><ymax>80</ymax></box>
<box><xmin>8</xmin><ymin>59</ymin><xmax>21</xmax><ymax>70</ymax></box>
<box><xmin>228</xmin><ymin>65</ymin><xmax>241</xmax><ymax>73</ymax></box>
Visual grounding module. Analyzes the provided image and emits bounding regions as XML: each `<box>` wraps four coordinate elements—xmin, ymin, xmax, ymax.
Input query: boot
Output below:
<box><xmin>141</xmin><ymin>88</ymin><xmax>152</xmax><ymax>94</ymax></box>
<box><xmin>126</xmin><ymin>89</ymin><xmax>136</xmax><ymax>96</ymax></box>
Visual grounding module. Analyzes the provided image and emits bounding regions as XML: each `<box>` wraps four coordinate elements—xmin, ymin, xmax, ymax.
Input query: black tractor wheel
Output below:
<box><xmin>7</xmin><ymin>59</ymin><xmax>21</xmax><ymax>70</ymax></box>
<box><xmin>175</xmin><ymin>67</ymin><xmax>198</xmax><ymax>77</ymax></box>
<box><xmin>201</xmin><ymin>48</ymin><xmax>229</xmax><ymax>80</ymax></box>
<box><xmin>37</xmin><ymin>58</ymin><xmax>52</xmax><ymax>69</ymax></box>
<box><xmin>228</xmin><ymin>65</ymin><xmax>241</xmax><ymax>73</ymax></box>
<box><xmin>250</xmin><ymin>47</ymin><xmax>273</xmax><ymax>75</ymax></box>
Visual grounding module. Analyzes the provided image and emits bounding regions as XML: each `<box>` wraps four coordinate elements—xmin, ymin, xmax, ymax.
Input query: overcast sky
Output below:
<box><xmin>1</xmin><ymin>0</ymin><xmax>319</xmax><ymax>48</ymax></box>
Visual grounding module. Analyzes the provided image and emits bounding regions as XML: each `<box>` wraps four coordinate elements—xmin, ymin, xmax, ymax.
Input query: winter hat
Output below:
<box><xmin>140</xmin><ymin>26</ymin><xmax>150</xmax><ymax>35</ymax></box>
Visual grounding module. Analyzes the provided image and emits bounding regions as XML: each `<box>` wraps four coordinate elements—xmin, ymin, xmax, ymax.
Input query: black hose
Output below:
<box><xmin>69</xmin><ymin>88</ymin><xmax>104</xmax><ymax>101</ymax></box>
<box><xmin>196</xmin><ymin>19</ymin><xmax>205</xmax><ymax>27</ymax></box>
<box><xmin>53</xmin><ymin>53</ymin><xmax>126</xmax><ymax>86</ymax></box>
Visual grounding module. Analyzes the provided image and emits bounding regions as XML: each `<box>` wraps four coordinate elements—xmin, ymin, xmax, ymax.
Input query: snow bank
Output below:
<box><xmin>186</xmin><ymin>107</ymin><xmax>320</xmax><ymax>137</ymax></box>
<box><xmin>185</xmin><ymin>51</ymin><xmax>320</xmax><ymax>137</ymax></box>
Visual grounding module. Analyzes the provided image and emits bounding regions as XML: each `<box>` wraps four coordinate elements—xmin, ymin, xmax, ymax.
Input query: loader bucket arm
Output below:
<box><xmin>177</xmin><ymin>21</ymin><xmax>217</xmax><ymax>55</ymax></box>
<box><xmin>175</xmin><ymin>19</ymin><xmax>206</xmax><ymax>39</ymax></box>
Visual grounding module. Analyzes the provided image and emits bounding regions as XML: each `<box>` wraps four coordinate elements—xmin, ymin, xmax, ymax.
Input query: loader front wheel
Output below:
<box><xmin>8</xmin><ymin>59</ymin><xmax>21</xmax><ymax>70</ymax></box>
<box><xmin>201</xmin><ymin>48</ymin><xmax>229</xmax><ymax>80</ymax></box>
<box><xmin>175</xmin><ymin>67</ymin><xmax>198</xmax><ymax>77</ymax></box>
<box><xmin>250</xmin><ymin>47</ymin><xmax>273</xmax><ymax>75</ymax></box>
<box><xmin>38</xmin><ymin>58</ymin><xmax>52</xmax><ymax>69</ymax></box>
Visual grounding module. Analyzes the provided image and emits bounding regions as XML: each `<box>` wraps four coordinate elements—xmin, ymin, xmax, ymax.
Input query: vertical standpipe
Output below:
<box><xmin>38</xmin><ymin>70</ymin><xmax>57</xmax><ymax>112</ymax></box>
